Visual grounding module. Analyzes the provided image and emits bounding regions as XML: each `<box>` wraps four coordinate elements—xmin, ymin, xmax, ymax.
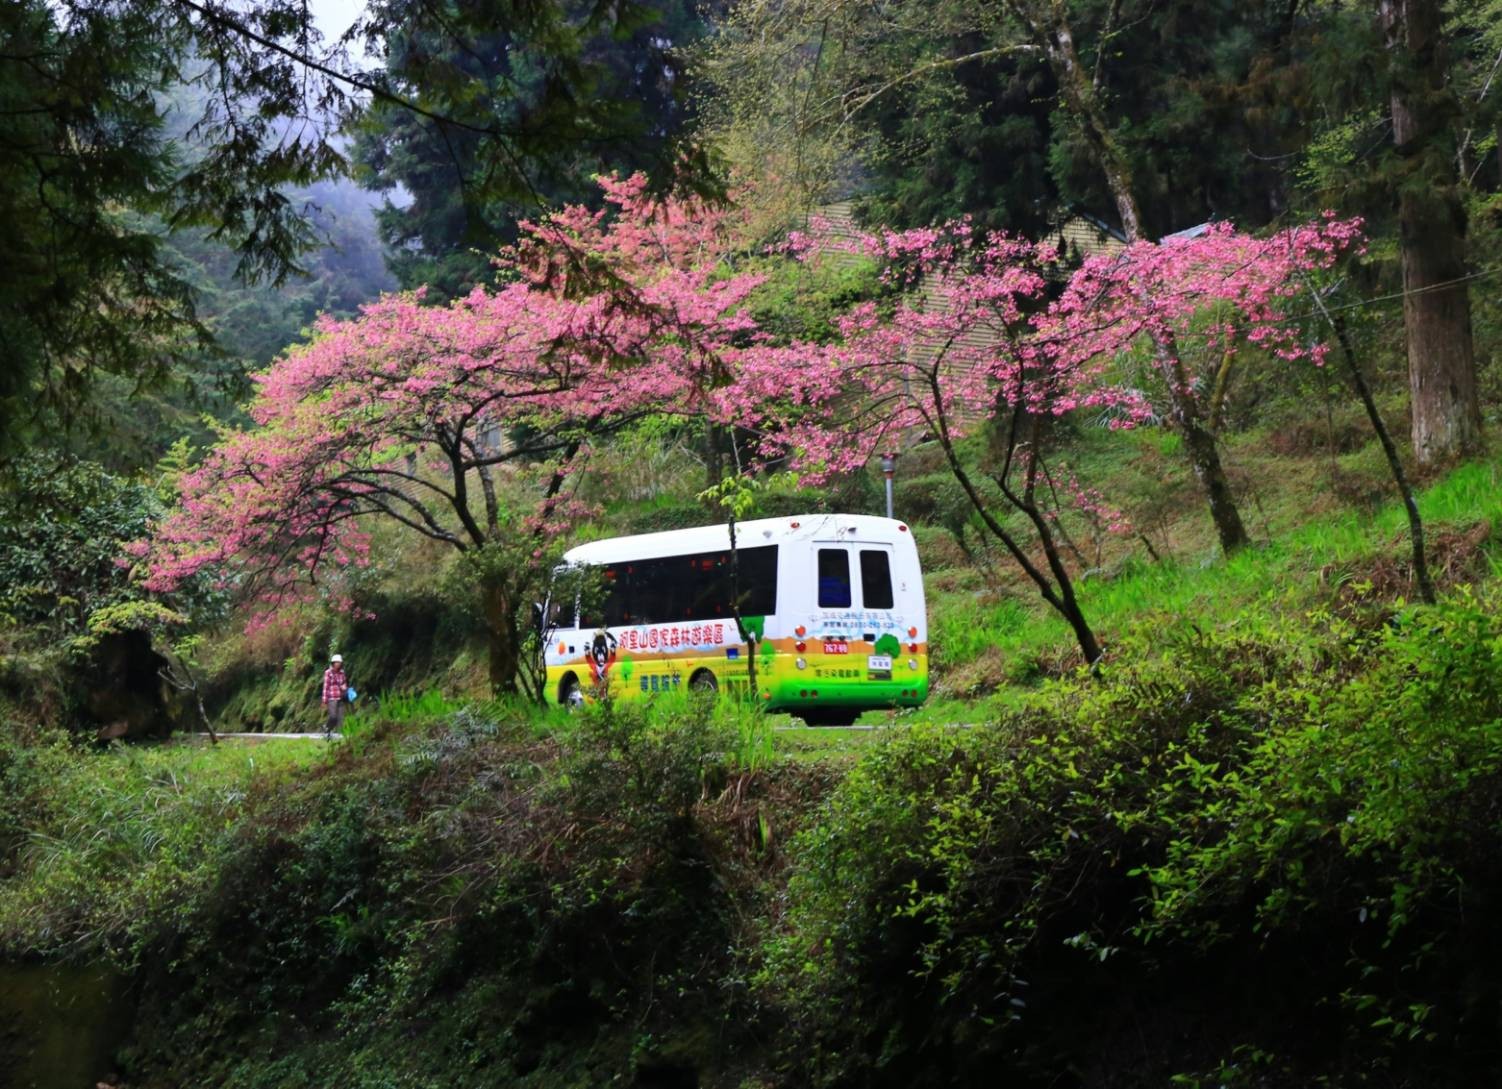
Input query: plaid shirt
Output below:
<box><xmin>322</xmin><ymin>667</ymin><xmax>347</xmax><ymax>703</ymax></box>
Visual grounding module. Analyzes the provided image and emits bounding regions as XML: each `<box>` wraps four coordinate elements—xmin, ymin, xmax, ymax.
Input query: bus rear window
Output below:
<box><xmin>817</xmin><ymin>549</ymin><xmax>852</xmax><ymax>608</ymax></box>
<box><xmin>859</xmin><ymin>549</ymin><xmax>894</xmax><ymax>609</ymax></box>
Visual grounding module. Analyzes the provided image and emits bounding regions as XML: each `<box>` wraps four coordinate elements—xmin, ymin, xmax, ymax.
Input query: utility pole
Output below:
<box><xmin>880</xmin><ymin>452</ymin><xmax>896</xmax><ymax>519</ymax></box>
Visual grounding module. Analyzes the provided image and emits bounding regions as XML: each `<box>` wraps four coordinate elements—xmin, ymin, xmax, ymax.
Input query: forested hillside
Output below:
<box><xmin>3</xmin><ymin>0</ymin><xmax>1502</xmax><ymax>1086</ymax></box>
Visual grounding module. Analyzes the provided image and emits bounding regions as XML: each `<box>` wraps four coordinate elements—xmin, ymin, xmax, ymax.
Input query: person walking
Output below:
<box><xmin>322</xmin><ymin>654</ymin><xmax>349</xmax><ymax>737</ymax></box>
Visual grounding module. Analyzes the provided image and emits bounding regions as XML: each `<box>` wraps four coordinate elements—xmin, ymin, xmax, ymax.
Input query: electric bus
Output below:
<box><xmin>543</xmin><ymin>513</ymin><xmax>928</xmax><ymax>718</ymax></box>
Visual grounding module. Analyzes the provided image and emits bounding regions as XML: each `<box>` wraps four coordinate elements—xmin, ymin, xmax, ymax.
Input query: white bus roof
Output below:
<box><xmin>562</xmin><ymin>514</ymin><xmax>913</xmax><ymax>566</ymax></box>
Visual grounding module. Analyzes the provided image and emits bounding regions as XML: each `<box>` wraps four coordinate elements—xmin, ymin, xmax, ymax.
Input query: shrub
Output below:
<box><xmin>0</xmin><ymin>698</ymin><xmax>776</xmax><ymax>1086</ymax></box>
<box><xmin>763</xmin><ymin>599</ymin><xmax>1502</xmax><ymax>1086</ymax></box>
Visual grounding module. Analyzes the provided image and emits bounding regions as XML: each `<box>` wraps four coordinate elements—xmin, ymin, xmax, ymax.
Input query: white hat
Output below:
<box><xmin>330</xmin><ymin>653</ymin><xmax>343</xmax><ymax>663</ymax></box>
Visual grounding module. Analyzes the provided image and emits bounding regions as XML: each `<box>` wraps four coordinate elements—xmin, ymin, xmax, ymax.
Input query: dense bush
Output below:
<box><xmin>0</xmin><ymin>455</ymin><xmax>157</xmax><ymax>637</ymax></box>
<box><xmin>7</xmin><ymin>593</ymin><xmax>1502</xmax><ymax>1087</ymax></box>
<box><xmin>764</xmin><ymin>598</ymin><xmax>1502</xmax><ymax>1087</ymax></box>
<box><xmin>0</xmin><ymin>699</ymin><xmax>800</xmax><ymax>1087</ymax></box>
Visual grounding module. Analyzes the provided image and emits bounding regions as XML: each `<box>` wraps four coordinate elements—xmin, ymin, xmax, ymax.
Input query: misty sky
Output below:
<box><xmin>309</xmin><ymin>0</ymin><xmax>370</xmax><ymax>58</ymax></box>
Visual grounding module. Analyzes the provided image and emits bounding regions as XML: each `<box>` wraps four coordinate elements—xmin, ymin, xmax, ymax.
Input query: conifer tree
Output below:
<box><xmin>1381</xmin><ymin>0</ymin><xmax>1484</xmax><ymax>464</ymax></box>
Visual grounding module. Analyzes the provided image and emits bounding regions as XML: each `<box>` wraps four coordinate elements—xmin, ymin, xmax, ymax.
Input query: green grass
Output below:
<box><xmin>342</xmin><ymin>687</ymin><xmax>461</xmax><ymax>739</ymax></box>
<box><xmin>775</xmin><ymin>719</ymin><xmax>979</xmax><ymax>759</ymax></box>
<box><xmin>354</xmin><ymin>684</ymin><xmax>831</xmax><ymax>767</ymax></box>
<box><xmin>0</xmin><ymin>735</ymin><xmax>321</xmax><ymax>958</ymax></box>
<box><xmin>924</xmin><ymin>453</ymin><xmax>1502</xmax><ymax>700</ymax></box>
<box><xmin>931</xmin><ymin>596</ymin><xmax>1031</xmax><ymax>668</ymax></box>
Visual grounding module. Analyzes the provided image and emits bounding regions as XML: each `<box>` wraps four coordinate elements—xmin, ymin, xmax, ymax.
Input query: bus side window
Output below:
<box><xmin>738</xmin><ymin>545</ymin><xmax>779</xmax><ymax>614</ymax></box>
<box><xmin>817</xmin><ymin>548</ymin><xmax>852</xmax><ymax>608</ymax></box>
<box><xmin>582</xmin><ymin>565</ymin><xmax>631</xmax><ymax>628</ymax></box>
<box><xmin>632</xmin><ymin>557</ymin><xmax>678</xmax><ymax>625</ymax></box>
<box><xmin>686</xmin><ymin>552</ymin><xmax>730</xmax><ymax>620</ymax></box>
<box><xmin>859</xmin><ymin>550</ymin><xmax>894</xmax><ymax>609</ymax></box>
<box><xmin>680</xmin><ymin>546</ymin><xmax>778</xmax><ymax>620</ymax></box>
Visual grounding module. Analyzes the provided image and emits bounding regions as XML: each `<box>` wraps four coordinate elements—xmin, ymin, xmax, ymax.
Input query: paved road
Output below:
<box><xmin>773</xmin><ymin>723</ymin><xmax>973</xmax><ymax>731</ymax></box>
<box><xmin>188</xmin><ymin>732</ymin><xmax>342</xmax><ymax>742</ymax></box>
<box><xmin>189</xmin><ymin>723</ymin><xmax>973</xmax><ymax>743</ymax></box>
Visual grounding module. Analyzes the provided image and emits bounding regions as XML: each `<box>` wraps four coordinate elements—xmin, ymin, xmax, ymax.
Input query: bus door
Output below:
<box><xmin>813</xmin><ymin>542</ymin><xmax>899</xmax><ymax>678</ymax></box>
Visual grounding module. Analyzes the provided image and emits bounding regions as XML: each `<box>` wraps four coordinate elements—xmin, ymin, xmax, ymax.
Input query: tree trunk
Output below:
<box><xmin>482</xmin><ymin>576</ymin><xmax>520</xmax><ymax>695</ymax></box>
<box><xmin>1032</xmin><ymin>4</ymin><xmax>1251</xmax><ymax>552</ymax></box>
<box><xmin>942</xmin><ymin>395</ymin><xmax>1104</xmax><ymax>665</ymax></box>
<box><xmin>1398</xmin><ymin>210</ymin><xmax>1480</xmax><ymax>464</ymax></box>
<box><xmin>1207</xmin><ymin>339</ymin><xmax>1237</xmax><ymax>433</ymax></box>
<box><xmin>1381</xmin><ymin>0</ymin><xmax>1483</xmax><ymax>465</ymax></box>
<box><xmin>159</xmin><ymin>658</ymin><xmax>217</xmax><ymax>744</ymax></box>
<box><xmin>951</xmin><ymin>441</ymin><xmax>1103</xmax><ymax>665</ymax></box>
<box><xmin>1170</xmin><ymin>373</ymin><xmax>1252</xmax><ymax>552</ymax></box>
<box><xmin>1037</xmin><ymin>16</ymin><xmax>1145</xmax><ymax>241</ymax></box>
<box><xmin>1334</xmin><ymin>315</ymin><xmax>1437</xmax><ymax>604</ymax></box>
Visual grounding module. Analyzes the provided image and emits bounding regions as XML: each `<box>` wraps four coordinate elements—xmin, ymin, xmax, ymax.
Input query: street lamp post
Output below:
<box><xmin>880</xmin><ymin>452</ymin><xmax>897</xmax><ymax>519</ymax></box>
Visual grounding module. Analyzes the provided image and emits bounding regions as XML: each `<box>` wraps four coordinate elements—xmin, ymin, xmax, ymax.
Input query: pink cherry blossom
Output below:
<box><xmin>139</xmin><ymin>175</ymin><xmax>765</xmax><ymax>638</ymax></box>
<box><xmin>737</xmin><ymin>215</ymin><xmax>1364</xmax><ymax>480</ymax></box>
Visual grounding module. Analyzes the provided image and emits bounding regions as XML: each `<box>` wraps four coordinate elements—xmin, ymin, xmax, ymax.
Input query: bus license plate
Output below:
<box><xmin>867</xmin><ymin>655</ymin><xmax>893</xmax><ymax>673</ymax></box>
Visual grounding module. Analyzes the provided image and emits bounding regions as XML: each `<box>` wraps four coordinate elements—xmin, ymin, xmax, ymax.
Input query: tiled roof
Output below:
<box><xmin>803</xmin><ymin>202</ymin><xmax>999</xmax><ymax>444</ymax></box>
<box><xmin>1051</xmin><ymin>215</ymin><xmax>1128</xmax><ymax>261</ymax></box>
<box><xmin>1161</xmin><ymin>221</ymin><xmax>1212</xmax><ymax>242</ymax></box>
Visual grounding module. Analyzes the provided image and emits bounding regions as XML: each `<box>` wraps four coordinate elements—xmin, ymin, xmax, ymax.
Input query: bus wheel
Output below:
<box><xmin>560</xmin><ymin>674</ymin><xmax>585</xmax><ymax>710</ymax></box>
<box><xmin>801</xmin><ymin>707</ymin><xmax>857</xmax><ymax>727</ymax></box>
<box><xmin>688</xmin><ymin>670</ymin><xmax>718</xmax><ymax>693</ymax></box>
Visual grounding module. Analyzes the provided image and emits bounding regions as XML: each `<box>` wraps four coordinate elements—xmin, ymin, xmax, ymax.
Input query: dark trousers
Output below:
<box><xmin>324</xmin><ymin>698</ymin><xmax>346</xmax><ymax>734</ymax></box>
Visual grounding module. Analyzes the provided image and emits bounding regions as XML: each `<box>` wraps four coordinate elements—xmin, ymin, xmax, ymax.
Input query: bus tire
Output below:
<box><xmin>688</xmin><ymin>670</ymin><xmax>718</xmax><ymax>694</ymax></box>
<box><xmin>559</xmin><ymin>674</ymin><xmax>585</xmax><ymax>710</ymax></box>
<box><xmin>801</xmin><ymin>707</ymin><xmax>857</xmax><ymax>727</ymax></box>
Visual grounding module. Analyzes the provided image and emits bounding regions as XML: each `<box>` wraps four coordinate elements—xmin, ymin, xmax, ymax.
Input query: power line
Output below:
<box><xmin>1286</xmin><ymin>265</ymin><xmax>1501</xmax><ymax>320</ymax></box>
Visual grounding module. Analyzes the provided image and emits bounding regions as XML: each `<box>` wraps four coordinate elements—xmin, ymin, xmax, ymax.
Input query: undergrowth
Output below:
<box><xmin>0</xmin><ymin>697</ymin><xmax>825</xmax><ymax>1087</ymax></box>
<box><xmin>765</xmin><ymin>590</ymin><xmax>1502</xmax><ymax>1087</ymax></box>
<box><xmin>5</xmin><ymin>580</ymin><xmax>1502</xmax><ymax>1085</ymax></box>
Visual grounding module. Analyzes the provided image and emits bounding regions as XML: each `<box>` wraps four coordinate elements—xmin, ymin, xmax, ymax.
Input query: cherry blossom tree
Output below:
<box><xmin>1039</xmin><ymin>216</ymin><xmax>1367</xmax><ymax>387</ymax></box>
<box><xmin>736</xmin><ymin>223</ymin><xmax>1127</xmax><ymax>663</ymax></box>
<box><xmin>1039</xmin><ymin>215</ymin><xmax>1367</xmax><ymax>547</ymax></box>
<box><xmin>141</xmin><ymin>175</ymin><xmax>762</xmax><ymax>694</ymax></box>
<box><xmin>141</xmin><ymin>174</ymin><xmax>1372</xmax><ymax>683</ymax></box>
<box><xmin>743</xmin><ymin>215</ymin><xmax>1364</xmax><ymax>665</ymax></box>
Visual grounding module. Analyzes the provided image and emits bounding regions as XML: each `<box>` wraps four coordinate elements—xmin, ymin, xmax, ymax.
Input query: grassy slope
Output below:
<box><xmin>910</xmin><ymin>414</ymin><xmax>1501</xmax><ymax>721</ymax></box>
<box><xmin>0</xmin><ymin>737</ymin><xmax>322</xmax><ymax>955</ymax></box>
<box><xmin>200</xmin><ymin>422</ymin><xmax>1502</xmax><ymax>739</ymax></box>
